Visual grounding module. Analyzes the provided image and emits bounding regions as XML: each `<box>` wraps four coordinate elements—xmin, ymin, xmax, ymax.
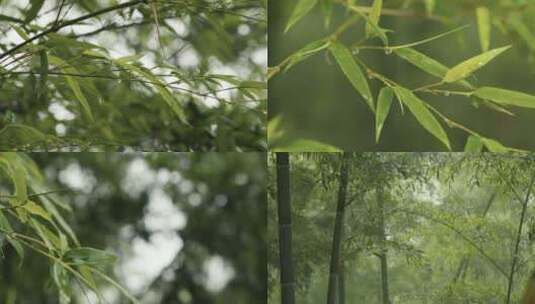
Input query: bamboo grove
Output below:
<box><xmin>268</xmin><ymin>153</ymin><xmax>535</xmax><ymax>303</ymax></box>
<box><xmin>0</xmin><ymin>0</ymin><xmax>266</xmax><ymax>151</ymax></box>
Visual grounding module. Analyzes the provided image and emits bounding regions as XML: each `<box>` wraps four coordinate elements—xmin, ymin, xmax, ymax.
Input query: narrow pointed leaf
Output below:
<box><xmin>320</xmin><ymin>0</ymin><xmax>333</xmax><ymax>28</ymax></box>
<box><xmin>25</xmin><ymin>0</ymin><xmax>45</xmax><ymax>23</ymax></box>
<box><xmin>444</xmin><ymin>45</ymin><xmax>511</xmax><ymax>83</ymax></box>
<box><xmin>48</xmin><ymin>56</ymin><xmax>94</xmax><ymax>123</ymax></box>
<box><xmin>23</xmin><ymin>200</ymin><xmax>52</xmax><ymax>222</ymax></box>
<box><xmin>481</xmin><ymin>138</ymin><xmax>509</xmax><ymax>152</ymax></box>
<box><xmin>0</xmin><ymin>210</ymin><xmax>24</xmax><ymax>261</ymax></box>
<box><xmin>285</xmin><ymin>0</ymin><xmax>318</xmax><ymax>33</ymax></box>
<box><xmin>330</xmin><ymin>41</ymin><xmax>374</xmax><ymax>112</ymax></box>
<box><xmin>366</xmin><ymin>0</ymin><xmax>382</xmax><ymax>38</ymax></box>
<box><xmin>476</xmin><ymin>7</ymin><xmax>491</xmax><ymax>52</ymax></box>
<box><xmin>394</xmin><ymin>48</ymin><xmax>472</xmax><ymax>88</ymax></box>
<box><xmin>64</xmin><ymin>247</ymin><xmax>117</xmax><ymax>267</ymax></box>
<box><xmin>473</xmin><ymin>87</ymin><xmax>535</xmax><ymax>109</ymax></box>
<box><xmin>283</xmin><ymin>39</ymin><xmax>329</xmax><ymax>73</ymax></box>
<box><xmin>394</xmin><ymin>87</ymin><xmax>450</xmax><ymax>149</ymax></box>
<box><xmin>115</xmin><ymin>60</ymin><xmax>188</xmax><ymax>124</ymax></box>
<box><xmin>464</xmin><ymin>135</ymin><xmax>483</xmax><ymax>152</ymax></box>
<box><xmin>375</xmin><ymin>87</ymin><xmax>394</xmax><ymax>143</ymax></box>
<box><xmin>12</xmin><ymin>163</ymin><xmax>28</xmax><ymax>203</ymax></box>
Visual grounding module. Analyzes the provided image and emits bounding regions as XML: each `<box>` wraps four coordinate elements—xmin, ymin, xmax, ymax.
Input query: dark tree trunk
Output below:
<box><xmin>276</xmin><ymin>153</ymin><xmax>295</xmax><ymax>304</ymax></box>
<box><xmin>339</xmin><ymin>260</ymin><xmax>346</xmax><ymax>304</ymax></box>
<box><xmin>506</xmin><ymin>174</ymin><xmax>535</xmax><ymax>304</ymax></box>
<box><xmin>327</xmin><ymin>153</ymin><xmax>350</xmax><ymax>304</ymax></box>
<box><xmin>377</xmin><ymin>188</ymin><xmax>391</xmax><ymax>304</ymax></box>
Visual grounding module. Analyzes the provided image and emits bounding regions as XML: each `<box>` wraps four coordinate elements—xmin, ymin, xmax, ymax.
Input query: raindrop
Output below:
<box><xmin>352</xmin><ymin>48</ymin><xmax>360</xmax><ymax>55</ymax></box>
<box><xmin>443</xmin><ymin>91</ymin><xmax>451</xmax><ymax>97</ymax></box>
<box><xmin>384</xmin><ymin>48</ymin><xmax>393</xmax><ymax>55</ymax></box>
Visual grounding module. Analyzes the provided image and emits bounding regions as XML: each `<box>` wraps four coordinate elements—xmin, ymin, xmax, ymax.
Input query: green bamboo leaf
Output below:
<box><xmin>443</xmin><ymin>45</ymin><xmax>511</xmax><ymax>83</ymax></box>
<box><xmin>268</xmin><ymin>115</ymin><xmax>285</xmax><ymax>144</ymax></box>
<box><xmin>394</xmin><ymin>48</ymin><xmax>472</xmax><ymax>88</ymax></box>
<box><xmin>473</xmin><ymin>87</ymin><xmax>535</xmax><ymax>109</ymax></box>
<box><xmin>64</xmin><ymin>247</ymin><xmax>117</xmax><ymax>268</ymax></box>
<box><xmin>30</xmin><ymin>218</ymin><xmax>53</xmax><ymax>250</ymax></box>
<box><xmin>481</xmin><ymin>138</ymin><xmax>509</xmax><ymax>152</ymax></box>
<box><xmin>329</xmin><ymin>41</ymin><xmax>374</xmax><ymax>112</ymax></box>
<box><xmin>23</xmin><ymin>200</ymin><xmax>52</xmax><ymax>222</ymax></box>
<box><xmin>464</xmin><ymin>135</ymin><xmax>483</xmax><ymax>152</ymax></box>
<box><xmin>285</xmin><ymin>0</ymin><xmax>318</xmax><ymax>33</ymax></box>
<box><xmin>0</xmin><ymin>210</ymin><xmax>24</xmax><ymax>261</ymax></box>
<box><xmin>12</xmin><ymin>162</ymin><xmax>28</xmax><ymax>203</ymax></box>
<box><xmin>48</xmin><ymin>56</ymin><xmax>95</xmax><ymax>123</ymax></box>
<box><xmin>283</xmin><ymin>39</ymin><xmax>329</xmax><ymax>73</ymax></box>
<box><xmin>25</xmin><ymin>0</ymin><xmax>45</xmax><ymax>23</ymax></box>
<box><xmin>366</xmin><ymin>0</ymin><xmax>382</xmax><ymax>38</ymax></box>
<box><xmin>320</xmin><ymin>0</ymin><xmax>333</xmax><ymax>28</ymax></box>
<box><xmin>476</xmin><ymin>7</ymin><xmax>491</xmax><ymax>52</ymax></box>
<box><xmin>114</xmin><ymin>60</ymin><xmax>188</xmax><ymax>124</ymax></box>
<box><xmin>273</xmin><ymin>139</ymin><xmax>342</xmax><ymax>152</ymax></box>
<box><xmin>394</xmin><ymin>87</ymin><xmax>451</xmax><ymax>150</ymax></box>
<box><xmin>12</xmin><ymin>25</ymin><xmax>30</xmax><ymax>40</ymax></box>
<box><xmin>375</xmin><ymin>87</ymin><xmax>394</xmax><ymax>143</ymax></box>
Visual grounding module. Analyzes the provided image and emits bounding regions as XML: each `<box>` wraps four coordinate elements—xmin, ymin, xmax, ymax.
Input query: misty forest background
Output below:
<box><xmin>268</xmin><ymin>153</ymin><xmax>535</xmax><ymax>303</ymax></box>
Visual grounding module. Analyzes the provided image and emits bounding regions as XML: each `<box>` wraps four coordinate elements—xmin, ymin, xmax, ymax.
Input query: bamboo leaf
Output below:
<box><xmin>64</xmin><ymin>247</ymin><xmax>117</xmax><ymax>268</ymax></box>
<box><xmin>12</xmin><ymin>162</ymin><xmax>28</xmax><ymax>203</ymax></box>
<box><xmin>285</xmin><ymin>0</ymin><xmax>318</xmax><ymax>33</ymax></box>
<box><xmin>394</xmin><ymin>48</ymin><xmax>472</xmax><ymax>88</ymax></box>
<box><xmin>366</xmin><ymin>0</ymin><xmax>383</xmax><ymax>38</ymax></box>
<box><xmin>330</xmin><ymin>41</ymin><xmax>374</xmax><ymax>112</ymax></box>
<box><xmin>23</xmin><ymin>200</ymin><xmax>52</xmax><ymax>222</ymax></box>
<box><xmin>443</xmin><ymin>45</ymin><xmax>511</xmax><ymax>83</ymax></box>
<box><xmin>283</xmin><ymin>39</ymin><xmax>329</xmax><ymax>73</ymax></box>
<box><xmin>476</xmin><ymin>6</ymin><xmax>491</xmax><ymax>52</ymax></box>
<box><xmin>473</xmin><ymin>87</ymin><xmax>535</xmax><ymax>109</ymax></box>
<box><xmin>114</xmin><ymin>60</ymin><xmax>188</xmax><ymax>124</ymax></box>
<box><xmin>464</xmin><ymin>135</ymin><xmax>483</xmax><ymax>152</ymax></box>
<box><xmin>320</xmin><ymin>0</ymin><xmax>333</xmax><ymax>28</ymax></box>
<box><xmin>48</xmin><ymin>56</ymin><xmax>95</xmax><ymax>123</ymax></box>
<box><xmin>0</xmin><ymin>210</ymin><xmax>24</xmax><ymax>261</ymax></box>
<box><xmin>394</xmin><ymin>87</ymin><xmax>450</xmax><ymax>149</ymax></box>
<box><xmin>375</xmin><ymin>87</ymin><xmax>394</xmax><ymax>143</ymax></box>
<box><xmin>25</xmin><ymin>0</ymin><xmax>45</xmax><ymax>23</ymax></box>
<box><xmin>481</xmin><ymin>138</ymin><xmax>509</xmax><ymax>152</ymax></box>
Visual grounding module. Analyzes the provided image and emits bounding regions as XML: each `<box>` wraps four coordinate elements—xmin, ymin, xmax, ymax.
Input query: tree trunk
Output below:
<box><xmin>339</xmin><ymin>261</ymin><xmax>346</xmax><ymax>304</ymax></box>
<box><xmin>377</xmin><ymin>188</ymin><xmax>391</xmax><ymax>304</ymax></box>
<box><xmin>276</xmin><ymin>153</ymin><xmax>296</xmax><ymax>304</ymax></box>
<box><xmin>326</xmin><ymin>153</ymin><xmax>350</xmax><ymax>304</ymax></box>
<box><xmin>506</xmin><ymin>174</ymin><xmax>535</xmax><ymax>304</ymax></box>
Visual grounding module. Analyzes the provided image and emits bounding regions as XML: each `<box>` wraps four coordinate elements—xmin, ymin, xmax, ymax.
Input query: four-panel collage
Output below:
<box><xmin>2</xmin><ymin>0</ymin><xmax>535</xmax><ymax>303</ymax></box>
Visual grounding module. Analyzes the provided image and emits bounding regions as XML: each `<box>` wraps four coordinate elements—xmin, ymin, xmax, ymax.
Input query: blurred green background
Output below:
<box><xmin>269</xmin><ymin>0</ymin><xmax>535</xmax><ymax>151</ymax></box>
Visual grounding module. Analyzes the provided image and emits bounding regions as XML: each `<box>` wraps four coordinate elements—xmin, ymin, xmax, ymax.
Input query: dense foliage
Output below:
<box><xmin>269</xmin><ymin>153</ymin><xmax>535</xmax><ymax>303</ymax></box>
<box><xmin>0</xmin><ymin>0</ymin><xmax>266</xmax><ymax>151</ymax></box>
<box><xmin>269</xmin><ymin>0</ymin><xmax>535</xmax><ymax>151</ymax></box>
<box><xmin>1</xmin><ymin>152</ymin><xmax>266</xmax><ymax>303</ymax></box>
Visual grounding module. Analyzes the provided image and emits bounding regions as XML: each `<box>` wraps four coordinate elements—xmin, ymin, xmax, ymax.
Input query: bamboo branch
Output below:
<box><xmin>0</xmin><ymin>0</ymin><xmax>147</xmax><ymax>60</ymax></box>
